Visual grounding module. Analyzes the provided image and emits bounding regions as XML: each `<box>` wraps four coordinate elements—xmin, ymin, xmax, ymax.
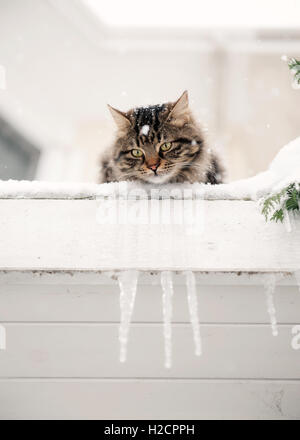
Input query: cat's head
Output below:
<box><xmin>107</xmin><ymin>91</ymin><xmax>204</xmax><ymax>183</ymax></box>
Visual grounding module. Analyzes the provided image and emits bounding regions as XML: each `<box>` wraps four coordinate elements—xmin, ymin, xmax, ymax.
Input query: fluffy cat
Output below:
<box><xmin>99</xmin><ymin>91</ymin><xmax>224</xmax><ymax>184</ymax></box>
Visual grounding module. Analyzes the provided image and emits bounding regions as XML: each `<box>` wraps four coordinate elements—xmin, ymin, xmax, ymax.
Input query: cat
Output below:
<box><xmin>99</xmin><ymin>91</ymin><xmax>224</xmax><ymax>184</ymax></box>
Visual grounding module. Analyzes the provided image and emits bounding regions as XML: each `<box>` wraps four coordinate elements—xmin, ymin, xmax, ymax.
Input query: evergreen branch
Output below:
<box><xmin>261</xmin><ymin>183</ymin><xmax>300</xmax><ymax>223</ymax></box>
<box><xmin>287</xmin><ymin>57</ymin><xmax>300</xmax><ymax>71</ymax></box>
<box><xmin>282</xmin><ymin>56</ymin><xmax>300</xmax><ymax>88</ymax></box>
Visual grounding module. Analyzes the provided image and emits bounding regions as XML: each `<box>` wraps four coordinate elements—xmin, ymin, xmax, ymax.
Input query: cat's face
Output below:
<box><xmin>108</xmin><ymin>91</ymin><xmax>204</xmax><ymax>183</ymax></box>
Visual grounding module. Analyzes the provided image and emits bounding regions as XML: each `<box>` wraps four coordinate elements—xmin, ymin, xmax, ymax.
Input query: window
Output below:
<box><xmin>0</xmin><ymin>117</ymin><xmax>40</xmax><ymax>180</ymax></box>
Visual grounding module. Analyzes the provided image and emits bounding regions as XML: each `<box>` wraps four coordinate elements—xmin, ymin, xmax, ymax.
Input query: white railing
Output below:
<box><xmin>0</xmin><ymin>182</ymin><xmax>299</xmax><ymax>419</ymax></box>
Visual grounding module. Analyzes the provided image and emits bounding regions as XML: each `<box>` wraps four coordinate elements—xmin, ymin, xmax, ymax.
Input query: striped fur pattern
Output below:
<box><xmin>99</xmin><ymin>91</ymin><xmax>224</xmax><ymax>184</ymax></box>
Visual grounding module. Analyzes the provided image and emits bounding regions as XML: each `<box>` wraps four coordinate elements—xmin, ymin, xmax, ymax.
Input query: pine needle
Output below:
<box><xmin>262</xmin><ymin>183</ymin><xmax>300</xmax><ymax>223</ymax></box>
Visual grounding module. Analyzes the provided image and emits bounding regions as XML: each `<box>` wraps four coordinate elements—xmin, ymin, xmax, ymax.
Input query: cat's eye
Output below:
<box><xmin>131</xmin><ymin>149</ymin><xmax>143</xmax><ymax>158</ymax></box>
<box><xmin>160</xmin><ymin>142</ymin><xmax>172</xmax><ymax>152</ymax></box>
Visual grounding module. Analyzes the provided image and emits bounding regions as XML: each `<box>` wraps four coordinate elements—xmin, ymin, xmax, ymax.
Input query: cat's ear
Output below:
<box><xmin>168</xmin><ymin>90</ymin><xmax>190</xmax><ymax>126</ymax></box>
<box><xmin>108</xmin><ymin>104</ymin><xmax>131</xmax><ymax>130</ymax></box>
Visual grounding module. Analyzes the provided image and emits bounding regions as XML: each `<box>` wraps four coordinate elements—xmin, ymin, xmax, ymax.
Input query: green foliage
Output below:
<box><xmin>262</xmin><ymin>183</ymin><xmax>300</xmax><ymax>223</ymax></box>
<box><xmin>261</xmin><ymin>56</ymin><xmax>300</xmax><ymax>223</ymax></box>
<box><xmin>286</xmin><ymin>57</ymin><xmax>300</xmax><ymax>86</ymax></box>
<box><xmin>287</xmin><ymin>57</ymin><xmax>300</xmax><ymax>70</ymax></box>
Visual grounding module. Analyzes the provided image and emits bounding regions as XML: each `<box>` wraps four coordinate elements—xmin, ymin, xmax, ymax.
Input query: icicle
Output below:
<box><xmin>185</xmin><ymin>271</ymin><xmax>202</xmax><ymax>356</ymax></box>
<box><xmin>161</xmin><ymin>271</ymin><xmax>174</xmax><ymax>369</ymax></box>
<box><xmin>118</xmin><ymin>270</ymin><xmax>139</xmax><ymax>362</ymax></box>
<box><xmin>263</xmin><ymin>274</ymin><xmax>278</xmax><ymax>336</ymax></box>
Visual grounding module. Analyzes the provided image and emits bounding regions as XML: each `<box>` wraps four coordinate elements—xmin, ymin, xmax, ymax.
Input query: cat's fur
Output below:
<box><xmin>99</xmin><ymin>91</ymin><xmax>224</xmax><ymax>184</ymax></box>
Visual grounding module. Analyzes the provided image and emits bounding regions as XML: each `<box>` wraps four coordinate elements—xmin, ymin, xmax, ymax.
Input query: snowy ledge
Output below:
<box><xmin>0</xmin><ymin>179</ymin><xmax>265</xmax><ymax>201</ymax></box>
<box><xmin>0</xmin><ymin>171</ymin><xmax>298</xmax><ymax>201</ymax></box>
<box><xmin>0</xmin><ymin>171</ymin><xmax>297</xmax><ymax>201</ymax></box>
<box><xmin>0</xmin><ymin>137</ymin><xmax>299</xmax><ymax>274</ymax></box>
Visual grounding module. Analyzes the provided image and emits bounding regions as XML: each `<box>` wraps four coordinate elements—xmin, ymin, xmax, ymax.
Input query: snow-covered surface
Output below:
<box><xmin>140</xmin><ymin>124</ymin><xmax>150</xmax><ymax>136</ymax></box>
<box><xmin>0</xmin><ymin>136</ymin><xmax>299</xmax><ymax>200</ymax></box>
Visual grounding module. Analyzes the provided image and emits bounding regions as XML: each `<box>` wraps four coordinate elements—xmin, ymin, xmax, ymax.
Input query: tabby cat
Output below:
<box><xmin>99</xmin><ymin>91</ymin><xmax>224</xmax><ymax>184</ymax></box>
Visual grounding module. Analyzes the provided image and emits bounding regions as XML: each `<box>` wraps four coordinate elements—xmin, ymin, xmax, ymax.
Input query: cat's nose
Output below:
<box><xmin>147</xmin><ymin>162</ymin><xmax>160</xmax><ymax>172</ymax></box>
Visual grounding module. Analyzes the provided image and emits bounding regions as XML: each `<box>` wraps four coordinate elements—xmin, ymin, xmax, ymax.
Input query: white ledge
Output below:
<box><xmin>0</xmin><ymin>198</ymin><xmax>299</xmax><ymax>272</ymax></box>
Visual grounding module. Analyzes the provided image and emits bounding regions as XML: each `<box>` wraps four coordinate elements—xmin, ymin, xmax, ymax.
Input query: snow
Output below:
<box><xmin>0</xmin><ymin>136</ymin><xmax>299</xmax><ymax>201</ymax></box>
<box><xmin>0</xmin><ymin>180</ymin><xmax>103</xmax><ymax>199</ymax></box>
<box><xmin>263</xmin><ymin>274</ymin><xmax>278</xmax><ymax>337</ymax></box>
<box><xmin>161</xmin><ymin>271</ymin><xmax>174</xmax><ymax>369</ymax></box>
<box><xmin>185</xmin><ymin>271</ymin><xmax>202</xmax><ymax>356</ymax></box>
<box><xmin>118</xmin><ymin>270</ymin><xmax>139</xmax><ymax>362</ymax></box>
<box><xmin>140</xmin><ymin>125</ymin><xmax>150</xmax><ymax>136</ymax></box>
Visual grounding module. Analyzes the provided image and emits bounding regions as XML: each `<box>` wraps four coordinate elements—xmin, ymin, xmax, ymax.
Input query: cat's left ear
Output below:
<box><xmin>168</xmin><ymin>90</ymin><xmax>190</xmax><ymax>126</ymax></box>
<box><xmin>107</xmin><ymin>104</ymin><xmax>131</xmax><ymax>131</ymax></box>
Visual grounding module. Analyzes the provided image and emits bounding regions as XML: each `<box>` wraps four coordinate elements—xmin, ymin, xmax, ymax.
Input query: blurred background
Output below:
<box><xmin>0</xmin><ymin>0</ymin><xmax>299</xmax><ymax>183</ymax></box>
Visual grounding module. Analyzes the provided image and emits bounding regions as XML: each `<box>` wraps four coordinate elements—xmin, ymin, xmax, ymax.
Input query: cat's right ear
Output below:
<box><xmin>167</xmin><ymin>90</ymin><xmax>190</xmax><ymax>126</ymax></box>
<box><xmin>107</xmin><ymin>104</ymin><xmax>131</xmax><ymax>130</ymax></box>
